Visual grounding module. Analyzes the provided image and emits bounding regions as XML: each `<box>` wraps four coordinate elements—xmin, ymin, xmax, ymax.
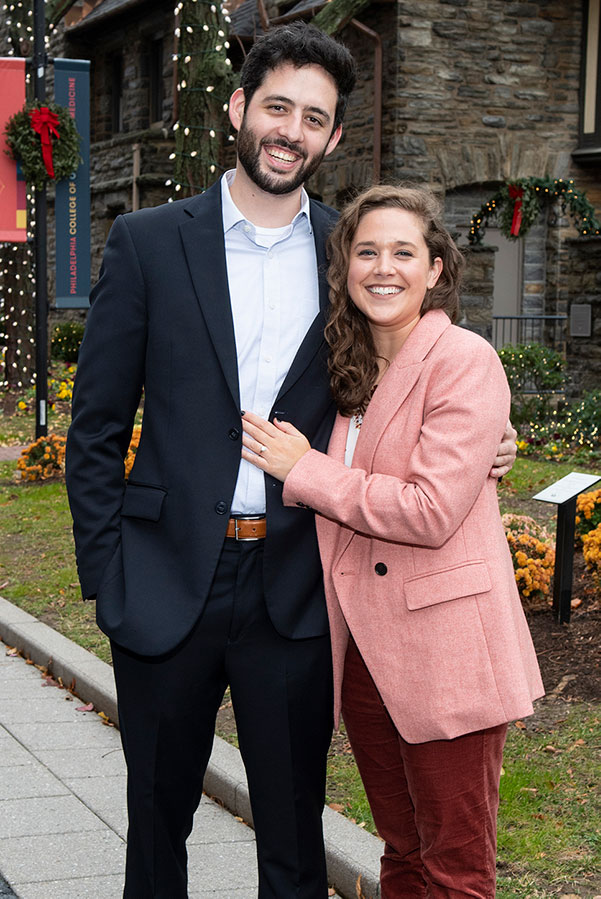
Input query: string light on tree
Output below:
<box><xmin>1</xmin><ymin>2</ymin><xmax>49</xmax><ymax>393</ymax></box>
<box><xmin>168</xmin><ymin>0</ymin><xmax>236</xmax><ymax>198</ymax></box>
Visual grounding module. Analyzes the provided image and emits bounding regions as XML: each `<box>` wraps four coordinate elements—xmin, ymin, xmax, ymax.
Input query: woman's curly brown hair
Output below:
<box><xmin>325</xmin><ymin>184</ymin><xmax>465</xmax><ymax>417</ymax></box>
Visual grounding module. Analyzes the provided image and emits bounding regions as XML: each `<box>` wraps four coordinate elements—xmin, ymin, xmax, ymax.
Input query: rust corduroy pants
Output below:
<box><xmin>342</xmin><ymin>637</ymin><xmax>507</xmax><ymax>899</ymax></box>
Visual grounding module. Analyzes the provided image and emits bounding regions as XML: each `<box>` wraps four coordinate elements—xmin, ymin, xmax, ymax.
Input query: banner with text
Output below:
<box><xmin>0</xmin><ymin>57</ymin><xmax>27</xmax><ymax>242</ymax></box>
<box><xmin>55</xmin><ymin>58</ymin><xmax>91</xmax><ymax>308</ymax></box>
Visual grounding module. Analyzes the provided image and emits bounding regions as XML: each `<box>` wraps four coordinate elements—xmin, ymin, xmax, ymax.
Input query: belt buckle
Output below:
<box><xmin>234</xmin><ymin>515</ymin><xmax>264</xmax><ymax>542</ymax></box>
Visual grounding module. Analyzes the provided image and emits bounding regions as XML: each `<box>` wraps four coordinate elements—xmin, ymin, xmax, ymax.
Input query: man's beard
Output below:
<box><xmin>236</xmin><ymin>118</ymin><xmax>327</xmax><ymax>195</ymax></box>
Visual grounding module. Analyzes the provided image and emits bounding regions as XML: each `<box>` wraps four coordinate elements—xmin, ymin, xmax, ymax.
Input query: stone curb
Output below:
<box><xmin>0</xmin><ymin>595</ymin><xmax>381</xmax><ymax>899</ymax></box>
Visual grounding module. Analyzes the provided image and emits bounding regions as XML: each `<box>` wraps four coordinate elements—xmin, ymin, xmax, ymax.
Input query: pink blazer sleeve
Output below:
<box><xmin>283</xmin><ymin>333</ymin><xmax>510</xmax><ymax>548</ymax></box>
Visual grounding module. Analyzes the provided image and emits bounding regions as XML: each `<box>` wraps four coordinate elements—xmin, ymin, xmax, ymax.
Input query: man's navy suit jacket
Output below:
<box><xmin>66</xmin><ymin>180</ymin><xmax>338</xmax><ymax>656</ymax></box>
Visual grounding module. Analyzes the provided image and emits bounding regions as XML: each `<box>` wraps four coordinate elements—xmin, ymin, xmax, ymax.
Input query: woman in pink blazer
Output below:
<box><xmin>242</xmin><ymin>185</ymin><xmax>544</xmax><ymax>898</ymax></box>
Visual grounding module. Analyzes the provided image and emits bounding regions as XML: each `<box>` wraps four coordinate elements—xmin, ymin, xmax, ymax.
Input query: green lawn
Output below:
<box><xmin>1</xmin><ymin>447</ymin><xmax>600</xmax><ymax>896</ymax></box>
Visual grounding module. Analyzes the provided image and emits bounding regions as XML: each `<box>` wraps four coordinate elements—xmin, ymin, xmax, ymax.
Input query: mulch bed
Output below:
<box><xmin>525</xmin><ymin>553</ymin><xmax>600</xmax><ymax>704</ymax></box>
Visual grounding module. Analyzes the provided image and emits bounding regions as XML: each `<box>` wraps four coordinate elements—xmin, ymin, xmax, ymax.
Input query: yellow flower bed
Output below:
<box><xmin>504</xmin><ymin>527</ymin><xmax>555</xmax><ymax>605</ymax></box>
<box><xmin>582</xmin><ymin>524</ymin><xmax>601</xmax><ymax>581</ymax></box>
<box><xmin>17</xmin><ymin>434</ymin><xmax>66</xmax><ymax>481</ymax></box>
<box><xmin>575</xmin><ymin>488</ymin><xmax>601</xmax><ymax>545</ymax></box>
<box><xmin>16</xmin><ymin>422</ymin><xmax>140</xmax><ymax>483</ymax></box>
<box><xmin>124</xmin><ymin>426</ymin><xmax>141</xmax><ymax>479</ymax></box>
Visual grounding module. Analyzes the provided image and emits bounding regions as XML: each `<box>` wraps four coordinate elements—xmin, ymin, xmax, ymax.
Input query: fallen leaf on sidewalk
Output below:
<box><xmin>328</xmin><ymin>802</ymin><xmax>344</xmax><ymax>812</ymax></box>
<box><xmin>98</xmin><ymin>710</ymin><xmax>115</xmax><ymax>726</ymax></box>
<box><xmin>42</xmin><ymin>675</ymin><xmax>60</xmax><ymax>687</ymax></box>
<box><xmin>76</xmin><ymin>702</ymin><xmax>94</xmax><ymax>712</ymax></box>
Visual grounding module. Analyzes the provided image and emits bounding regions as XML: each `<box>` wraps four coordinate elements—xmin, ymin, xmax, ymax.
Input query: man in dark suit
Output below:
<box><xmin>67</xmin><ymin>23</ymin><xmax>356</xmax><ymax>899</ymax></box>
<box><xmin>67</xmin><ymin>21</ymin><xmax>516</xmax><ymax>898</ymax></box>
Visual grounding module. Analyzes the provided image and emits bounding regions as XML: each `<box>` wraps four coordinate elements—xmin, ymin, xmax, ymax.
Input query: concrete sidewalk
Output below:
<box><xmin>0</xmin><ymin>596</ymin><xmax>382</xmax><ymax>898</ymax></box>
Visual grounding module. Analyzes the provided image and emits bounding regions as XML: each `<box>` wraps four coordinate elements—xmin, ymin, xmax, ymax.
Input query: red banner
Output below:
<box><xmin>0</xmin><ymin>57</ymin><xmax>27</xmax><ymax>242</ymax></box>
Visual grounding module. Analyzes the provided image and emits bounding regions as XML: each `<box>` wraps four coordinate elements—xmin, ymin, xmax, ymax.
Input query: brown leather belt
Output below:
<box><xmin>226</xmin><ymin>515</ymin><xmax>266</xmax><ymax>541</ymax></box>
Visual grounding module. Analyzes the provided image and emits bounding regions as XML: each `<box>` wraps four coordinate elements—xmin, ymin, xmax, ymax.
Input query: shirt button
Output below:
<box><xmin>269</xmin><ymin>302</ymin><xmax>276</xmax><ymax>310</ymax></box>
<box><xmin>268</xmin><ymin>250</ymin><xmax>274</xmax><ymax>259</ymax></box>
<box><xmin>243</xmin><ymin>224</ymin><xmax>251</xmax><ymax>233</ymax></box>
<box><xmin>215</xmin><ymin>501</ymin><xmax>228</xmax><ymax>515</ymax></box>
<box><xmin>375</xmin><ymin>562</ymin><xmax>388</xmax><ymax>576</ymax></box>
<box><xmin>265</xmin><ymin>355</ymin><xmax>272</xmax><ymax>363</ymax></box>
<box><xmin>228</xmin><ymin>428</ymin><xmax>240</xmax><ymax>440</ymax></box>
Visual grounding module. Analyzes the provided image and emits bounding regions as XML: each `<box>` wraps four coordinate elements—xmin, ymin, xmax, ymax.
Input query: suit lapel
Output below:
<box><xmin>274</xmin><ymin>201</ymin><xmax>337</xmax><ymax>404</ymax></box>
<box><xmin>178</xmin><ymin>182</ymin><xmax>240</xmax><ymax>408</ymax></box>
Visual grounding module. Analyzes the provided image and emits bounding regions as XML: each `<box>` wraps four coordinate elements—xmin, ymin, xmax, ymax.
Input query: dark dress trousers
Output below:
<box><xmin>66</xmin><ymin>180</ymin><xmax>338</xmax><ymax>898</ymax></box>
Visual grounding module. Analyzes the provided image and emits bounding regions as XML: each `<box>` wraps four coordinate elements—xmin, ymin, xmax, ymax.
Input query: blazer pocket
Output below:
<box><xmin>121</xmin><ymin>483</ymin><xmax>167</xmax><ymax>521</ymax></box>
<box><xmin>404</xmin><ymin>560</ymin><xmax>491</xmax><ymax>611</ymax></box>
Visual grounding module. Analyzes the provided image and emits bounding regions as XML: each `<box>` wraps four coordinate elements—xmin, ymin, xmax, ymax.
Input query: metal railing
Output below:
<box><xmin>492</xmin><ymin>315</ymin><xmax>568</xmax><ymax>351</ymax></box>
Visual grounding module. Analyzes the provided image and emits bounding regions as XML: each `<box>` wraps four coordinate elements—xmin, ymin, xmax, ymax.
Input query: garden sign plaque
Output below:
<box><xmin>534</xmin><ymin>471</ymin><xmax>600</xmax><ymax>624</ymax></box>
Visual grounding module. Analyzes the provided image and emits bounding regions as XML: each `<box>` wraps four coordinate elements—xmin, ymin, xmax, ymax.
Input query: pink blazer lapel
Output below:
<box><xmin>316</xmin><ymin>311</ymin><xmax>452</xmax><ymax>569</ymax></box>
<box><xmin>351</xmin><ymin>310</ymin><xmax>452</xmax><ymax>471</ymax></box>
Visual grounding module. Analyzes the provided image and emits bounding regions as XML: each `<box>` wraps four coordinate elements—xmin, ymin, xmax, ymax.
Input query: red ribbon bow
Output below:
<box><xmin>508</xmin><ymin>184</ymin><xmax>524</xmax><ymax>237</ymax></box>
<box><xmin>29</xmin><ymin>107</ymin><xmax>60</xmax><ymax>179</ymax></box>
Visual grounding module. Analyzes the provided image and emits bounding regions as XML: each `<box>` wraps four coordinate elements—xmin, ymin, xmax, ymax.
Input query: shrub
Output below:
<box><xmin>125</xmin><ymin>426</ymin><xmax>141</xmax><ymax>479</ymax></box>
<box><xmin>516</xmin><ymin>388</ymin><xmax>601</xmax><ymax>462</ymax></box>
<box><xmin>582</xmin><ymin>525</ymin><xmax>601</xmax><ymax>582</ymax></box>
<box><xmin>504</xmin><ymin>525</ymin><xmax>555</xmax><ymax>606</ymax></box>
<box><xmin>498</xmin><ymin>343</ymin><xmax>566</xmax><ymax>428</ymax></box>
<box><xmin>575</xmin><ymin>488</ymin><xmax>601</xmax><ymax>545</ymax></box>
<box><xmin>17</xmin><ymin>434</ymin><xmax>66</xmax><ymax>481</ymax></box>
<box><xmin>48</xmin><ymin>371</ymin><xmax>75</xmax><ymax>404</ymax></box>
<box><xmin>51</xmin><ymin>322</ymin><xmax>85</xmax><ymax>363</ymax></box>
<box><xmin>502</xmin><ymin>514</ymin><xmax>554</xmax><ymax>543</ymax></box>
<box><xmin>565</xmin><ymin>389</ymin><xmax>601</xmax><ymax>453</ymax></box>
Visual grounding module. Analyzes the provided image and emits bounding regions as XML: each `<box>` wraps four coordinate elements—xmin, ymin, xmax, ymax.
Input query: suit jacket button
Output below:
<box><xmin>375</xmin><ymin>562</ymin><xmax>387</xmax><ymax>576</ymax></box>
<box><xmin>228</xmin><ymin>428</ymin><xmax>240</xmax><ymax>440</ymax></box>
<box><xmin>215</xmin><ymin>501</ymin><xmax>228</xmax><ymax>514</ymax></box>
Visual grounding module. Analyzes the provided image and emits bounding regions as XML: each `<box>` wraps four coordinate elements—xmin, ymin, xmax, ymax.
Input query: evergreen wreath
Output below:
<box><xmin>4</xmin><ymin>100</ymin><xmax>81</xmax><ymax>191</ymax></box>
<box><xmin>468</xmin><ymin>177</ymin><xmax>601</xmax><ymax>244</ymax></box>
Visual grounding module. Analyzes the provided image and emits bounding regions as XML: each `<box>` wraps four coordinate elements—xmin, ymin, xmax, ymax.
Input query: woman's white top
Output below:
<box><xmin>344</xmin><ymin>415</ymin><xmax>362</xmax><ymax>467</ymax></box>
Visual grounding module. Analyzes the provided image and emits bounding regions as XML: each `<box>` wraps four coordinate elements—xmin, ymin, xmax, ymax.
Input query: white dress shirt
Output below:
<box><xmin>221</xmin><ymin>171</ymin><xmax>320</xmax><ymax>514</ymax></box>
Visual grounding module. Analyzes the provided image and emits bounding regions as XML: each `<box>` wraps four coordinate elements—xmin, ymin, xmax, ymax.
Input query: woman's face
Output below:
<box><xmin>346</xmin><ymin>207</ymin><xmax>443</xmax><ymax>348</ymax></box>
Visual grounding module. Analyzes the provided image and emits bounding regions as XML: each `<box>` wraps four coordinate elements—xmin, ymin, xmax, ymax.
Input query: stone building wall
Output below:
<box><xmin>460</xmin><ymin>245</ymin><xmax>496</xmax><ymax>340</ymax></box>
<box><xmin>384</xmin><ymin>1</ymin><xmax>584</xmax><ymax>189</ymax></box>
<box><xmin>3</xmin><ymin>0</ymin><xmax>601</xmax><ymax>374</ymax></box>
<box><xmin>565</xmin><ymin>238</ymin><xmax>601</xmax><ymax>395</ymax></box>
<box><xmin>307</xmin><ymin>4</ymin><xmax>398</xmax><ymax>206</ymax></box>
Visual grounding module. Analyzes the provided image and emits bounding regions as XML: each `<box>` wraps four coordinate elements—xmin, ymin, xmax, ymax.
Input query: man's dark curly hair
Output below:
<box><xmin>239</xmin><ymin>22</ymin><xmax>356</xmax><ymax>132</ymax></box>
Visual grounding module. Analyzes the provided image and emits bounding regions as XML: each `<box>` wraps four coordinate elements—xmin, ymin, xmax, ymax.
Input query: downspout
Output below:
<box><xmin>349</xmin><ymin>18</ymin><xmax>382</xmax><ymax>183</ymax></box>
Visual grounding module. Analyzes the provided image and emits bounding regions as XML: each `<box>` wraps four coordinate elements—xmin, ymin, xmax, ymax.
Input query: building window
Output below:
<box><xmin>149</xmin><ymin>38</ymin><xmax>165</xmax><ymax>125</ymax></box>
<box><xmin>574</xmin><ymin>0</ymin><xmax>601</xmax><ymax>162</ymax></box>
<box><xmin>111</xmin><ymin>54</ymin><xmax>124</xmax><ymax>134</ymax></box>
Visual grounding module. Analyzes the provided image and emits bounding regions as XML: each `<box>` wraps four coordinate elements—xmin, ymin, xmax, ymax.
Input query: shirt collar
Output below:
<box><xmin>221</xmin><ymin>170</ymin><xmax>313</xmax><ymax>236</ymax></box>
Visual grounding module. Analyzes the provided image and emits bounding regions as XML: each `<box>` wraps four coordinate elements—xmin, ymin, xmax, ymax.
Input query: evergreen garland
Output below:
<box><xmin>4</xmin><ymin>100</ymin><xmax>81</xmax><ymax>191</ymax></box>
<box><xmin>468</xmin><ymin>177</ymin><xmax>601</xmax><ymax>244</ymax></box>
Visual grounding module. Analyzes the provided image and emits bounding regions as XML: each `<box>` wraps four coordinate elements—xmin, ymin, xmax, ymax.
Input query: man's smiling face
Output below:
<box><xmin>231</xmin><ymin>62</ymin><xmax>341</xmax><ymax>196</ymax></box>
